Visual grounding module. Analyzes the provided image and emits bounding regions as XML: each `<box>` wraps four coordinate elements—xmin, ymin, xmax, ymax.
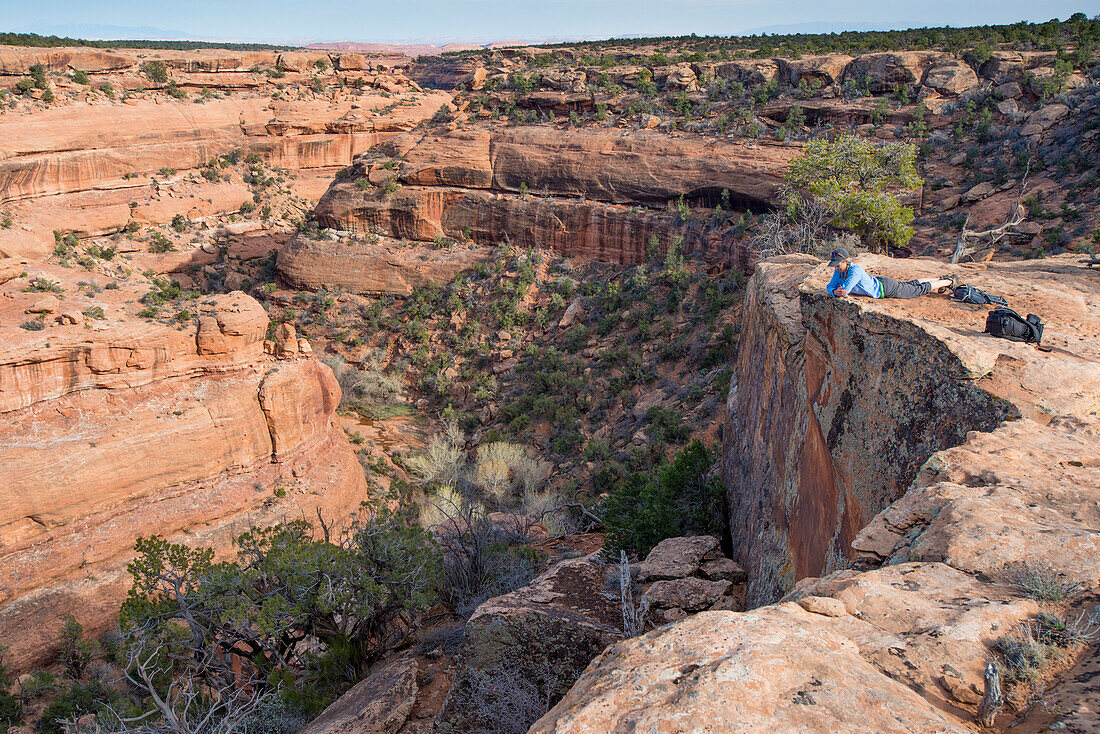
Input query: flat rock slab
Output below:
<box><xmin>531</xmin><ymin>609</ymin><xmax>972</xmax><ymax>734</ymax></box>
<box><xmin>636</xmin><ymin>535</ymin><xmax>720</xmax><ymax>583</ymax></box>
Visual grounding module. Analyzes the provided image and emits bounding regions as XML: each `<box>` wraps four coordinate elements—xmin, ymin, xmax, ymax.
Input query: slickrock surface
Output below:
<box><xmin>0</xmin><ymin>263</ymin><xmax>368</xmax><ymax>671</ymax></box>
<box><xmin>535</xmin><ymin>254</ymin><xmax>1100</xmax><ymax>732</ymax></box>
<box><xmin>530</xmin><ymin>608</ymin><xmax>972</xmax><ymax>733</ymax></box>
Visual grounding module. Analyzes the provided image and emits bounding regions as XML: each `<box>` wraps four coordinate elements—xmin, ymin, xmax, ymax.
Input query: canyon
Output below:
<box><xmin>1</xmin><ymin>27</ymin><xmax>1099</xmax><ymax>734</ymax></box>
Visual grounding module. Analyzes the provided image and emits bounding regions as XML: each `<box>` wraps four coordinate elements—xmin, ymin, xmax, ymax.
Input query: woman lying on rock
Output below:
<box><xmin>826</xmin><ymin>247</ymin><xmax>955</xmax><ymax>299</ymax></box>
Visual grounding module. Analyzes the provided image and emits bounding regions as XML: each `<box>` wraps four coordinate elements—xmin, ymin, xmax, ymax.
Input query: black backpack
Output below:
<box><xmin>985</xmin><ymin>307</ymin><xmax>1045</xmax><ymax>347</ymax></box>
<box><xmin>951</xmin><ymin>285</ymin><xmax>1008</xmax><ymax>307</ymax></box>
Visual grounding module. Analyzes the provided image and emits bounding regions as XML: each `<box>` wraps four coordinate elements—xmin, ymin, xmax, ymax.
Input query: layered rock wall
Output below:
<box><xmin>0</xmin><ymin>273</ymin><xmax>368</xmax><ymax>671</ymax></box>
<box><xmin>306</xmin><ymin>127</ymin><xmax>795</xmax><ymax>271</ymax></box>
<box><xmin>0</xmin><ymin>45</ymin><xmax>450</xmax><ymax>259</ymax></box>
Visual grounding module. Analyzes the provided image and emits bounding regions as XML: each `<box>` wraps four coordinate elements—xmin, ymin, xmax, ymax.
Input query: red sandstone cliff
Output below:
<box><xmin>0</xmin><ymin>264</ymin><xmax>369</xmax><ymax>672</ymax></box>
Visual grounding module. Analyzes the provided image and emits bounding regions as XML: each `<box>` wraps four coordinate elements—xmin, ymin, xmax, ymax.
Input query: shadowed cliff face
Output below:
<box><xmin>721</xmin><ymin>254</ymin><xmax>1096</xmax><ymax>606</ymax></box>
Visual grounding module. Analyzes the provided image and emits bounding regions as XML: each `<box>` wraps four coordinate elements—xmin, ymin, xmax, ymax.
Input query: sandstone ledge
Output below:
<box><xmin>277</xmin><ymin>234</ymin><xmax>495</xmax><ymax>296</ymax></box>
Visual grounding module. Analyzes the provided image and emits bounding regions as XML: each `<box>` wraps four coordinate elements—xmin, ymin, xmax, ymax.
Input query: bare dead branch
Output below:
<box><xmin>951</xmin><ymin>163</ymin><xmax>1032</xmax><ymax>264</ymax></box>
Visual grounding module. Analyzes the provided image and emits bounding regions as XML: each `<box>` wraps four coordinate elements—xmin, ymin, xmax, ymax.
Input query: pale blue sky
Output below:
<box><xmin>5</xmin><ymin>0</ymin><xmax>1098</xmax><ymax>45</ymax></box>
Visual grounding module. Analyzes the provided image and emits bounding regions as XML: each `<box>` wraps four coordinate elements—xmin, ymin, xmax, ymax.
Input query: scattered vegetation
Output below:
<box><xmin>601</xmin><ymin>440</ymin><xmax>726</xmax><ymax>556</ymax></box>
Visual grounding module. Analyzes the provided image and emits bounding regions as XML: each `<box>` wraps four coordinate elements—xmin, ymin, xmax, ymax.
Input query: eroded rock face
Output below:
<box><xmin>0</xmin><ymin>267</ymin><xmax>368</xmax><ymax>672</ymax></box>
<box><xmin>308</xmin><ymin>127</ymin><xmax>795</xmax><ymax>269</ymax></box>
<box><xmin>844</xmin><ymin>51</ymin><xmax>949</xmax><ymax>92</ymax></box>
<box><xmin>440</xmin><ymin>553</ymin><xmax>622</xmax><ymax>732</ymax></box>
<box><xmin>724</xmin><ymin>255</ymin><xmax>1023</xmax><ymax>604</ymax></box>
<box><xmin>312</xmin><ymin>183</ymin><xmax>701</xmax><ymax>265</ymax></box>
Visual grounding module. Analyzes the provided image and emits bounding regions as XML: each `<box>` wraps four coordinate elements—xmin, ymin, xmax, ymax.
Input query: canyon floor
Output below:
<box><xmin>1</xmin><ymin>27</ymin><xmax>1099</xmax><ymax>734</ymax></box>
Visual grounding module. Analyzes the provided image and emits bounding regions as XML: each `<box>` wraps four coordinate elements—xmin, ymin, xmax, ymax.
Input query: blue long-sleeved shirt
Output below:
<box><xmin>826</xmin><ymin>263</ymin><xmax>882</xmax><ymax>298</ymax></box>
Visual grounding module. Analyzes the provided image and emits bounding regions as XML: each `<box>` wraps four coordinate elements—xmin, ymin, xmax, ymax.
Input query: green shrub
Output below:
<box><xmin>71</xmin><ymin>69</ymin><xmax>89</xmax><ymax>84</ymax></box>
<box><xmin>784</xmin><ymin>134</ymin><xmax>921</xmax><ymax>250</ymax></box>
<box><xmin>29</xmin><ymin>63</ymin><xmax>47</xmax><ymax>88</ymax></box>
<box><xmin>141</xmin><ymin>60</ymin><xmax>169</xmax><ymax>84</ymax></box>
<box><xmin>140</xmin><ymin>277</ymin><xmax>184</xmax><ymax>306</ymax></box>
<box><xmin>58</xmin><ymin>615</ymin><xmax>98</xmax><ymax>679</ymax></box>
<box><xmin>121</xmin><ymin>489</ymin><xmax>439</xmax><ymax>688</ymax></box>
<box><xmin>37</xmin><ymin>682</ymin><xmax>116</xmax><ymax>734</ymax></box>
<box><xmin>148</xmin><ymin>232</ymin><xmax>176</xmax><ymax>253</ymax></box>
<box><xmin>0</xmin><ymin>690</ymin><xmax>17</xmax><ymax>734</ymax></box>
<box><xmin>645</xmin><ymin>406</ymin><xmax>690</xmax><ymax>444</ymax></box>
<box><xmin>602</xmin><ymin>440</ymin><xmax>726</xmax><ymax>556</ymax></box>
<box><xmin>563</xmin><ymin>325</ymin><xmax>589</xmax><ymax>352</ymax></box>
<box><xmin>25</xmin><ymin>276</ymin><xmax>62</xmax><ymax>294</ymax></box>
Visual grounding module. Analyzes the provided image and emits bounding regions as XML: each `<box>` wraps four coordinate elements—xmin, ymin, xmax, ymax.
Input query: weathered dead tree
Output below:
<box><xmin>950</xmin><ymin>205</ymin><xmax>1027</xmax><ymax>264</ymax></box>
<box><xmin>976</xmin><ymin>661</ymin><xmax>1003</xmax><ymax>728</ymax></box>
<box><xmin>951</xmin><ymin>166</ymin><xmax>1031</xmax><ymax>264</ymax></box>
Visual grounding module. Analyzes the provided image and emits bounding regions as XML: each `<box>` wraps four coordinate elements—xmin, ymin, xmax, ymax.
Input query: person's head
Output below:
<box><xmin>828</xmin><ymin>248</ymin><xmax>851</xmax><ymax>274</ymax></box>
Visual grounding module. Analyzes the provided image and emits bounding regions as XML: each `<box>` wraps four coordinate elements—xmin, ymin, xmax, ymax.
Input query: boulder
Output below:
<box><xmin>697</xmin><ymin>556</ymin><xmax>747</xmax><ymax>583</ymax></box>
<box><xmin>558</xmin><ymin>299</ymin><xmax>584</xmax><ymax>329</ymax></box>
<box><xmin>635</xmin><ymin>535</ymin><xmax>720</xmax><ymax>582</ymax></box>
<box><xmin>300</xmin><ymin>658</ymin><xmax>419</xmax><ymax>734</ymax></box>
<box><xmin>1026</xmin><ymin>103</ymin><xmax>1070</xmax><ymax>130</ymax></box>
<box><xmin>963</xmin><ymin>181</ymin><xmax>995</xmax><ymax>202</ymax></box>
<box><xmin>642</xmin><ymin>577</ymin><xmax>731</xmax><ymax>612</ymax></box>
<box><xmin>922</xmin><ymin>60</ymin><xmax>979</xmax><ymax>95</ymax></box>
<box><xmin>441</xmin><ymin>553</ymin><xmax>622</xmax><ymax>732</ymax></box>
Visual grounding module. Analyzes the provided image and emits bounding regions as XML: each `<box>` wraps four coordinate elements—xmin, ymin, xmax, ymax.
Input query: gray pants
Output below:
<box><xmin>877</xmin><ymin>276</ymin><xmax>931</xmax><ymax>299</ymax></box>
